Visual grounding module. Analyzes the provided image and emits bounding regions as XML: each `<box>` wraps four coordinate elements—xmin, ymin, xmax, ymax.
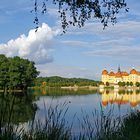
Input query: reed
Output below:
<box><xmin>22</xmin><ymin>102</ymin><xmax>72</xmax><ymax>140</ymax></box>
<box><xmin>75</xmin><ymin>105</ymin><xmax>122</xmax><ymax>140</ymax></box>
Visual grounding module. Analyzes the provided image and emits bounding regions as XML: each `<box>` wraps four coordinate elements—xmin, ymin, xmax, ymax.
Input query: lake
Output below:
<box><xmin>32</xmin><ymin>88</ymin><xmax>140</xmax><ymax>134</ymax></box>
<box><xmin>1</xmin><ymin>88</ymin><xmax>140</xmax><ymax>136</ymax></box>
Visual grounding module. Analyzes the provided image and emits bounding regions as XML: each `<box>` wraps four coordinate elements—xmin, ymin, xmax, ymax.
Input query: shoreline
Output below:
<box><xmin>100</xmin><ymin>86</ymin><xmax>140</xmax><ymax>90</ymax></box>
<box><xmin>60</xmin><ymin>86</ymin><xmax>98</xmax><ymax>90</ymax></box>
<box><xmin>0</xmin><ymin>89</ymin><xmax>23</xmax><ymax>93</ymax></box>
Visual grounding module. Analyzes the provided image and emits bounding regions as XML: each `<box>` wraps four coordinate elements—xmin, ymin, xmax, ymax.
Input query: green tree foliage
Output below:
<box><xmin>0</xmin><ymin>93</ymin><xmax>37</xmax><ymax>125</ymax></box>
<box><xmin>99</xmin><ymin>81</ymin><xmax>104</xmax><ymax>85</ymax></box>
<box><xmin>34</xmin><ymin>76</ymin><xmax>99</xmax><ymax>87</ymax></box>
<box><xmin>106</xmin><ymin>82</ymin><xmax>109</xmax><ymax>86</ymax></box>
<box><xmin>135</xmin><ymin>82</ymin><xmax>140</xmax><ymax>87</ymax></box>
<box><xmin>130</xmin><ymin>82</ymin><xmax>133</xmax><ymax>87</ymax></box>
<box><xmin>118</xmin><ymin>81</ymin><xmax>125</xmax><ymax>87</ymax></box>
<box><xmin>33</xmin><ymin>0</ymin><xmax>128</xmax><ymax>32</ymax></box>
<box><xmin>126</xmin><ymin>81</ymin><xmax>130</xmax><ymax>86</ymax></box>
<box><xmin>122</xmin><ymin>82</ymin><xmax>125</xmax><ymax>87</ymax></box>
<box><xmin>118</xmin><ymin>81</ymin><xmax>121</xmax><ymax>87</ymax></box>
<box><xmin>0</xmin><ymin>55</ymin><xmax>10</xmax><ymax>91</ymax></box>
<box><xmin>0</xmin><ymin>55</ymin><xmax>39</xmax><ymax>90</ymax></box>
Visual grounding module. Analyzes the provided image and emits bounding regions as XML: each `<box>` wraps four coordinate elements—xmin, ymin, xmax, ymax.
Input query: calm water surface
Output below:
<box><xmin>32</xmin><ymin>88</ymin><xmax>140</xmax><ymax>134</ymax></box>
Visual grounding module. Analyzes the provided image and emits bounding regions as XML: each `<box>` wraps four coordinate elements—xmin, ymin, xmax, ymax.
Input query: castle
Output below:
<box><xmin>101</xmin><ymin>67</ymin><xmax>140</xmax><ymax>85</ymax></box>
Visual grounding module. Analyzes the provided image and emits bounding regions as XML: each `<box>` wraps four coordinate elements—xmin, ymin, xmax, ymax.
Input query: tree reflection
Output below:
<box><xmin>30</xmin><ymin>87</ymin><xmax>98</xmax><ymax>96</ymax></box>
<box><xmin>0</xmin><ymin>92</ymin><xmax>37</xmax><ymax>126</ymax></box>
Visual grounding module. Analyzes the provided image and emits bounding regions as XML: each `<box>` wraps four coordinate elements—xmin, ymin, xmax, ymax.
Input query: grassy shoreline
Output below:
<box><xmin>61</xmin><ymin>85</ymin><xmax>98</xmax><ymax>90</ymax></box>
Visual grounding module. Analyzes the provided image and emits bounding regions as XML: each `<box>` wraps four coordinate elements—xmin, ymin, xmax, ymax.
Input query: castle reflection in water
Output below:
<box><xmin>100</xmin><ymin>89</ymin><xmax>140</xmax><ymax>107</ymax></box>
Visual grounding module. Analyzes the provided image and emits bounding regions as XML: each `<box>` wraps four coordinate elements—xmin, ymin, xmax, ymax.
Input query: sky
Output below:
<box><xmin>0</xmin><ymin>0</ymin><xmax>140</xmax><ymax>80</ymax></box>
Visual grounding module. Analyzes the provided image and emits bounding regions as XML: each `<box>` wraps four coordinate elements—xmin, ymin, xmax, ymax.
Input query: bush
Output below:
<box><xmin>135</xmin><ymin>82</ymin><xmax>140</xmax><ymax>87</ymax></box>
<box><xmin>106</xmin><ymin>82</ymin><xmax>109</xmax><ymax>87</ymax></box>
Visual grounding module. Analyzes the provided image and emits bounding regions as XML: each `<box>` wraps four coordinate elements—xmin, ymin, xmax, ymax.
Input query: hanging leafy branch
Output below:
<box><xmin>32</xmin><ymin>0</ymin><xmax>128</xmax><ymax>32</ymax></box>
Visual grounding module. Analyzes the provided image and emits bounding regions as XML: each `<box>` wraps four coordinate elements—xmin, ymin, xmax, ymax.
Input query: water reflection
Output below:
<box><xmin>31</xmin><ymin>87</ymin><xmax>98</xmax><ymax>96</ymax></box>
<box><xmin>100</xmin><ymin>89</ymin><xmax>140</xmax><ymax>107</ymax></box>
<box><xmin>0</xmin><ymin>93</ymin><xmax>37</xmax><ymax>125</ymax></box>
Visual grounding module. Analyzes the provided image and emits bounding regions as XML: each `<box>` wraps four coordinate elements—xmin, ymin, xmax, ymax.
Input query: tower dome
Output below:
<box><xmin>130</xmin><ymin>69</ymin><xmax>137</xmax><ymax>74</ymax></box>
<box><xmin>121</xmin><ymin>72</ymin><xmax>129</xmax><ymax>76</ymax></box>
<box><xmin>109</xmin><ymin>71</ymin><xmax>115</xmax><ymax>76</ymax></box>
<box><xmin>102</xmin><ymin>70</ymin><xmax>108</xmax><ymax>75</ymax></box>
<box><xmin>115</xmin><ymin>72</ymin><xmax>122</xmax><ymax>77</ymax></box>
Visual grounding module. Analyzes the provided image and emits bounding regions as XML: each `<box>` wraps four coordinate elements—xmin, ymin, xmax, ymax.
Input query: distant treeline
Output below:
<box><xmin>0</xmin><ymin>55</ymin><xmax>39</xmax><ymax>91</ymax></box>
<box><xmin>34</xmin><ymin>76</ymin><xmax>100</xmax><ymax>87</ymax></box>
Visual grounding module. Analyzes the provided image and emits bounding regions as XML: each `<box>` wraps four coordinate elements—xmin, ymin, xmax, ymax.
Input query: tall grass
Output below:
<box><xmin>116</xmin><ymin>110</ymin><xmax>140</xmax><ymax>140</ymax></box>
<box><xmin>22</xmin><ymin>102</ymin><xmax>72</xmax><ymax>140</ymax></box>
<box><xmin>76</xmin><ymin>105</ymin><xmax>122</xmax><ymax>140</ymax></box>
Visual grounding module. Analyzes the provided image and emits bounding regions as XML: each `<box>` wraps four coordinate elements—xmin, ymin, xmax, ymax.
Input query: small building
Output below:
<box><xmin>42</xmin><ymin>81</ymin><xmax>47</xmax><ymax>86</ymax></box>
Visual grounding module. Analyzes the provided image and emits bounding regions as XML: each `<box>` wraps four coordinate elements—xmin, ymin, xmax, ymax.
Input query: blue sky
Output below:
<box><xmin>0</xmin><ymin>0</ymin><xmax>140</xmax><ymax>80</ymax></box>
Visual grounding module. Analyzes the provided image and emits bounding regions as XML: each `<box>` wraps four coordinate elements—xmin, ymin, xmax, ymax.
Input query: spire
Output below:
<box><xmin>118</xmin><ymin>65</ymin><xmax>121</xmax><ymax>72</ymax></box>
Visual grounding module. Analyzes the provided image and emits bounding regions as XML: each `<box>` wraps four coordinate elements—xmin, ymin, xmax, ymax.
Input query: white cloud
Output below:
<box><xmin>84</xmin><ymin>45</ymin><xmax>140</xmax><ymax>64</ymax></box>
<box><xmin>0</xmin><ymin>23</ymin><xmax>60</xmax><ymax>64</ymax></box>
<box><xmin>67</xmin><ymin>21</ymin><xmax>140</xmax><ymax>39</ymax></box>
<box><xmin>64</xmin><ymin>20</ymin><xmax>140</xmax><ymax>62</ymax></box>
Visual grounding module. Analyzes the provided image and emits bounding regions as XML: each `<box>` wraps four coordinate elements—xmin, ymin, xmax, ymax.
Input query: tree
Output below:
<box><xmin>0</xmin><ymin>55</ymin><xmax>10</xmax><ymax>92</ymax></box>
<box><xmin>135</xmin><ymin>82</ymin><xmax>140</xmax><ymax>87</ymax></box>
<box><xmin>34</xmin><ymin>76</ymin><xmax>99</xmax><ymax>87</ymax></box>
<box><xmin>24</xmin><ymin>60</ymin><xmax>39</xmax><ymax>89</ymax></box>
<box><xmin>122</xmin><ymin>82</ymin><xmax>125</xmax><ymax>87</ymax></box>
<box><xmin>8</xmin><ymin>57</ymin><xmax>23</xmax><ymax>89</ymax></box>
<box><xmin>106</xmin><ymin>82</ymin><xmax>109</xmax><ymax>87</ymax></box>
<box><xmin>126</xmin><ymin>81</ymin><xmax>129</xmax><ymax>86</ymax></box>
<box><xmin>33</xmin><ymin>0</ymin><xmax>128</xmax><ymax>32</ymax></box>
<box><xmin>130</xmin><ymin>82</ymin><xmax>133</xmax><ymax>87</ymax></box>
<box><xmin>0</xmin><ymin>55</ymin><xmax>39</xmax><ymax>91</ymax></box>
<box><xmin>118</xmin><ymin>82</ymin><xmax>125</xmax><ymax>87</ymax></box>
<box><xmin>118</xmin><ymin>81</ymin><xmax>122</xmax><ymax>87</ymax></box>
<box><xmin>99</xmin><ymin>81</ymin><xmax>104</xmax><ymax>85</ymax></box>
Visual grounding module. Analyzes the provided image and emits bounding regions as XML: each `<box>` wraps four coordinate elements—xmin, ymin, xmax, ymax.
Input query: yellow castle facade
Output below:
<box><xmin>101</xmin><ymin>67</ymin><xmax>140</xmax><ymax>85</ymax></box>
<box><xmin>100</xmin><ymin>89</ymin><xmax>140</xmax><ymax>107</ymax></box>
